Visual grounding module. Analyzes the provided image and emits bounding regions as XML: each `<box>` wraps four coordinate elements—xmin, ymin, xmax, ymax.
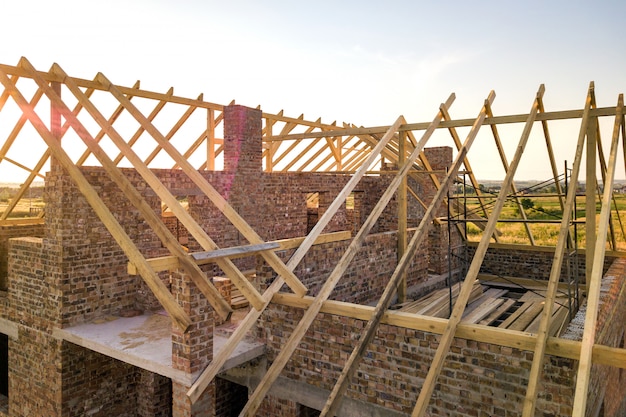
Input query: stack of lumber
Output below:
<box><xmin>399</xmin><ymin>281</ymin><xmax>571</xmax><ymax>337</ymax></box>
<box><xmin>399</xmin><ymin>280</ymin><xmax>483</xmax><ymax>318</ymax></box>
<box><xmin>217</xmin><ymin>270</ymin><xmax>257</xmax><ymax>310</ymax></box>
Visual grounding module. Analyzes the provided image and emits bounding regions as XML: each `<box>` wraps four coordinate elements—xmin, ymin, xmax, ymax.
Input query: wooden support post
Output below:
<box><xmin>239</xmin><ymin>97</ymin><xmax>456</xmax><ymax>417</ymax></box>
<box><xmin>572</xmin><ymin>93</ymin><xmax>623</xmax><ymax>417</ymax></box>
<box><xmin>521</xmin><ymin>84</ymin><xmax>594</xmax><ymax>417</ymax></box>
<box><xmin>412</xmin><ymin>86</ymin><xmax>541</xmax><ymax>417</ymax></box>
<box><xmin>397</xmin><ymin>130</ymin><xmax>408</xmax><ymax>303</ymax></box>
<box><xmin>586</xmin><ymin>103</ymin><xmax>598</xmax><ymax>293</ymax></box>
<box><xmin>0</xmin><ymin>63</ymin><xmax>192</xmax><ymax>332</ymax></box>
<box><xmin>187</xmin><ymin>113</ymin><xmax>412</xmax><ymax>404</ymax></box>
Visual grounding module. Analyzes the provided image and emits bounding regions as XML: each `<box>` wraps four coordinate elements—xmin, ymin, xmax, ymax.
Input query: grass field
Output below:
<box><xmin>462</xmin><ymin>193</ymin><xmax>626</xmax><ymax>251</ymax></box>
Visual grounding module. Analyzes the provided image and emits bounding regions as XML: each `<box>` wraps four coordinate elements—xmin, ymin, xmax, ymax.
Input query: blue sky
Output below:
<box><xmin>1</xmin><ymin>0</ymin><xmax>625</xmax><ymax>180</ymax></box>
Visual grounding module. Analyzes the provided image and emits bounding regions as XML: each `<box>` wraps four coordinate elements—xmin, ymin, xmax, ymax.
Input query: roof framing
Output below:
<box><xmin>1</xmin><ymin>57</ymin><xmax>625</xmax><ymax>416</ymax></box>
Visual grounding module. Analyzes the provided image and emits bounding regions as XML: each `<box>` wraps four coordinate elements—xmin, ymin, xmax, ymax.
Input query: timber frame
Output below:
<box><xmin>1</xmin><ymin>57</ymin><xmax>626</xmax><ymax>416</ymax></box>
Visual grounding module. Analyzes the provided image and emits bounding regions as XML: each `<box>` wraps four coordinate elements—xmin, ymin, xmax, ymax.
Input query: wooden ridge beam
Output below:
<box><xmin>265</xmin><ymin>107</ymin><xmax>621</xmax><ymax>142</ymax></box>
<box><xmin>187</xmin><ymin>115</ymin><xmax>407</xmax><ymax>405</ymax></box>
<box><xmin>0</xmin><ymin>60</ymin><xmax>192</xmax><ymax>332</ymax></box>
<box><xmin>0</xmin><ymin>62</ymin><xmax>224</xmax><ymax>110</ymax></box>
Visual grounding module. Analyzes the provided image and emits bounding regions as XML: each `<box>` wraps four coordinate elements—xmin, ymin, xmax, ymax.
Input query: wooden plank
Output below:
<box><xmin>127</xmin><ymin>231</ymin><xmax>351</xmax><ymax>274</ymax></box>
<box><xmin>521</xmin><ymin>83</ymin><xmax>595</xmax><ymax>417</ymax></box>
<box><xmin>1</xmin><ymin>61</ymin><xmax>192</xmax><ymax>332</ymax></box>
<box><xmin>478</xmin><ymin>298</ymin><xmax>516</xmax><ymax>326</ymax></box>
<box><xmin>187</xmin><ymin>115</ymin><xmax>407</xmax><ymax>404</ymax></box>
<box><xmin>412</xmin><ymin>86</ymin><xmax>542</xmax><ymax>417</ymax></box>
<box><xmin>499</xmin><ymin>301</ymin><xmax>533</xmax><ymax>329</ymax></box>
<box><xmin>572</xmin><ymin>92</ymin><xmax>624</xmax><ymax>417</ymax></box>
<box><xmin>462</xmin><ymin>298</ymin><xmax>505</xmax><ymax>325</ymax></box>
<box><xmin>507</xmin><ymin>302</ymin><xmax>544</xmax><ymax>332</ymax></box>
<box><xmin>191</xmin><ymin>242</ymin><xmax>280</xmax><ymax>262</ymax></box>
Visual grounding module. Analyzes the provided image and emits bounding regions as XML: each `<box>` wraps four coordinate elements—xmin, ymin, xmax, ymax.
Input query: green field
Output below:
<box><xmin>462</xmin><ymin>193</ymin><xmax>626</xmax><ymax>250</ymax></box>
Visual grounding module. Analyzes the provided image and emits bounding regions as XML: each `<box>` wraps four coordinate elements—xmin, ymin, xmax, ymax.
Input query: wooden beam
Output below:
<box><xmin>191</xmin><ymin>242</ymin><xmax>280</xmax><ymax>262</ymax></box>
<box><xmin>188</xmin><ymin>114</ymin><xmax>409</xmax><ymax>405</ymax></box>
<box><xmin>572</xmin><ymin>93</ymin><xmax>623</xmax><ymax>417</ymax></box>
<box><xmin>111</xmin><ymin>87</ymin><xmax>174</xmax><ymax>165</ymax></box>
<box><xmin>412</xmin><ymin>86</ymin><xmax>541</xmax><ymax>417</ymax></box>
<box><xmin>521</xmin><ymin>83</ymin><xmax>594</xmax><ymax>417</ymax></box>
<box><xmin>76</xmin><ymin>81</ymin><xmax>140</xmax><ymax>166</ymax></box>
<box><xmin>128</xmin><ymin>231</ymin><xmax>352</xmax><ymax>275</ymax></box>
<box><xmin>586</xmin><ymin>104</ymin><xmax>598</xmax><ymax>293</ymax></box>
<box><xmin>1</xmin><ymin>61</ymin><xmax>192</xmax><ymax>332</ymax></box>
<box><xmin>98</xmin><ymin>72</ymin><xmax>309</xmax><ymax>299</ymax></box>
<box><xmin>271</xmin><ymin>292</ymin><xmax>626</xmax><ymax>369</ymax></box>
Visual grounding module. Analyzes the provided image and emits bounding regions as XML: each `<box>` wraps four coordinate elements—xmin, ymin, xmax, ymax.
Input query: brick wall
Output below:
<box><xmin>214</xmin><ymin>377</ymin><xmax>247</xmax><ymax>417</ymax></box>
<box><xmin>257</xmin><ymin>230</ymin><xmax>428</xmax><ymax>305</ymax></box>
<box><xmin>0</xmin><ymin>222</ymin><xmax>44</xmax><ymax>290</ymax></box>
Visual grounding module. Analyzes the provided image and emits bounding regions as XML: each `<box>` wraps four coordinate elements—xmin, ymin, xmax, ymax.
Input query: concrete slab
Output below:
<box><xmin>53</xmin><ymin>312</ymin><xmax>264</xmax><ymax>386</ymax></box>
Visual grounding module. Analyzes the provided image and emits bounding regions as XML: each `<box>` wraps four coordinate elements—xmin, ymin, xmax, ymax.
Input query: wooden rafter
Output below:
<box><xmin>76</xmin><ymin>81</ymin><xmax>138</xmax><ymax>166</ymax></box>
<box><xmin>188</xmin><ymin>115</ymin><xmax>408</xmax><ymax>405</ymax></box>
<box><xmin>521</xmin><ymin>83</ymin><xmax>594</xmax><ymax>417</ymax></box>
<box><xmin>572</xmin><ymin>93</ymin><xmax>623</xmax><ymax>417</ymax></box>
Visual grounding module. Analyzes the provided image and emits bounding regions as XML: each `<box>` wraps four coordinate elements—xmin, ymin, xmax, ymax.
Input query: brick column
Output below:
<box><xmin>221</xmin><ymin>104</ymin><xmax>264</xmax><ymax>269</ymax></box>
<box><xmin>171</xmin><ymin>269</ymin><xmax>215</xmax><ymax>417</ymax></box>
<box><xmin>421</xmin><ymin>147</ymin><xmax>456</xmax><ymax>275</ymax></box>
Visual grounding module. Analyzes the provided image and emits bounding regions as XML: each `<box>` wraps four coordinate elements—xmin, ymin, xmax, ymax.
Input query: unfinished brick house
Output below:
<box><xmin>0</xmin><ymin>58</ymin><xmax>625</xmax><ymax>417</ymax></box>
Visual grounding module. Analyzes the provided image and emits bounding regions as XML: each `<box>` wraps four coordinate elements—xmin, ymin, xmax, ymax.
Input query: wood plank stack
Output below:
<box><xmin>399</xmin><ymin>281</ymin><xmax>571</xmax><ymax>337</ymax></box>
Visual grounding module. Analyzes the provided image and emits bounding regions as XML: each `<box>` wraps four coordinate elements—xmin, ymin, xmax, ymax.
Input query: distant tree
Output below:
<box><xmin>521</xmin><ymin>198</ymin><xmax>534</xmax><ymax>210</ymax></box>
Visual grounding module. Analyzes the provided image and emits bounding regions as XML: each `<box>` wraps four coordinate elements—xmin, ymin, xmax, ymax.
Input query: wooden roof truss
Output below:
<box><xmin>0</xmin><ymin>58</ymin><xmax>625</xmax><ymax>416</ymax></box>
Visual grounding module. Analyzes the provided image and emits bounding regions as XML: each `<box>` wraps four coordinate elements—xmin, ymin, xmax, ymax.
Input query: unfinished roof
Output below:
<box><xmin>1</xmin><ymin>57</ymin><xmax>625</xmax><ymax>417</ymax></box>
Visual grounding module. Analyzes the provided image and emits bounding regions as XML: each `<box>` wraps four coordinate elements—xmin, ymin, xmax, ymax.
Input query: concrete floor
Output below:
<box><xmin>53</xmin><ymin>310</ymin><xmax>265</xmax><ymax>386</ymax></box>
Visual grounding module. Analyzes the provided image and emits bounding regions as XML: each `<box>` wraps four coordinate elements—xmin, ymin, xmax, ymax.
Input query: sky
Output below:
<box><xmin>1</xmin><ymin>0</ymin><xmax>625</xmax><ymax>181</ymax></box>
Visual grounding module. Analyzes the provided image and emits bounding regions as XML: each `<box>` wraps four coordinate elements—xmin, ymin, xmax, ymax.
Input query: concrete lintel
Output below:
<box><xmin>0</xmin><ymin>317</ymin><xmax>18</xmax><ymax>339</ymax></box>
